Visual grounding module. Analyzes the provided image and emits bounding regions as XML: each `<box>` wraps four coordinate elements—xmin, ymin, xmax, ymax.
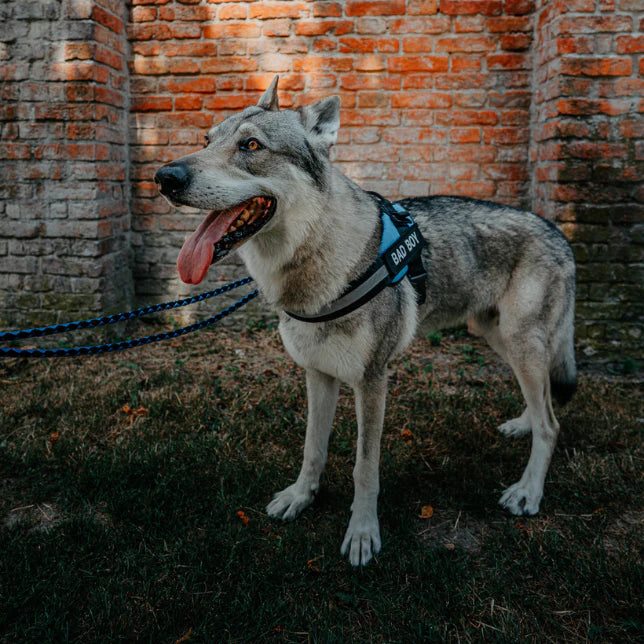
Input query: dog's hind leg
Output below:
<box><xmin>341</xmin><ymin>376</ymin><xmax>387</xmax><ymax>566</ymax></box>
<box><xmin>499</xmin><ymin>332</ymin><xmax>560</xmax><ymax>516</ymax></box>
<box><xmin>468</xmin><ymin>313</ymin><xmax>532</xmax><ymax>438</ymax></box>
<box><xmin>267</xmin><ymin>369</ymin><xmax>340</xmax><ymax>520</ymax></box>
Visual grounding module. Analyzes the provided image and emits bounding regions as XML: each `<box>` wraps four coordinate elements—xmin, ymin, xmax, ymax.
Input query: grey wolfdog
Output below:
<box><xmin>155</xmin><ymin>76</ymin><xmax>577</xmax><ymax>566</ymax></box>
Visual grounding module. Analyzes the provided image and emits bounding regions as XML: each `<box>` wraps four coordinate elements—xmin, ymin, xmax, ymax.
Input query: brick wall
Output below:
<box><xmin>1</xmin><ymin>0</ymin><xmax>642</xmax><ymax>365</ymax></box>
<box><xmin>0</xmin><ymin>0</ymin><xmax>132</xmax><ymax>327</ymax></box>
<box><xmin>530</xmin><ymin>0</ymin><xmax>643</xmax><ymax>361</ymax></box>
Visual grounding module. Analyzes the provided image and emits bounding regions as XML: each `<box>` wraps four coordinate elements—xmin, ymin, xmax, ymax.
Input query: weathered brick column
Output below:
<box><xmin>530</xmin><ymin>0</ymin><xmax>643</xmax><ymax>363</ymax></box>
<box><xmin>0</xmin><ymin>0</ymin><xmax>133</xmax><ymax>327</ymax></box>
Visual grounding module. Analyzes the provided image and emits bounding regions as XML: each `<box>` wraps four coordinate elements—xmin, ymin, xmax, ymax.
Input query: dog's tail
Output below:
<box><xmin>550</xmin><ymin>322</ymin><xmax>577</xmax><ymax>406</ymax></box>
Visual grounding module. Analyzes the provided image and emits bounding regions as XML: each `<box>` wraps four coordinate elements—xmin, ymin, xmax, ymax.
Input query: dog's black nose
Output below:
<box><xmin>154</xmin><ymin>163</ymin><xmax>191</xmax><ymax>194</ymax></box>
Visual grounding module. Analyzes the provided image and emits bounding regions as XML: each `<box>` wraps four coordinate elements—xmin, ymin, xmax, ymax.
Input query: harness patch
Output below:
<box><xmin>383</xmin><ymin>227</ymin><xmax>422</xmax><ymax>279</ymax></box>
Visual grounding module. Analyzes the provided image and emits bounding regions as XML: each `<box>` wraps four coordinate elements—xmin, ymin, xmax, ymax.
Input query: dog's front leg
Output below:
<box><xmin>341</xmin><ymin>376</ymin><xmax>387</xmax><ymax>566</ymax></box>
<box><xmin>267</xmin><ymin>368</ymin><xmax>340</xmax><ymax>520</ymax></box>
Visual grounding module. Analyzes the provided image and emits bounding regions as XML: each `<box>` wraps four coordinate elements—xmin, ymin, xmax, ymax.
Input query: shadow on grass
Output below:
<box><xmin>1</xmin><ymin>328</ymin><xmax>642</xmax><ymax>642</ymax></box>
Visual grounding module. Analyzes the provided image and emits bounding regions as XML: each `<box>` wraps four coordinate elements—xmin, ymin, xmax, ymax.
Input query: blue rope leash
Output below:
<box><xmin>0</xmin><ymin>277</ymin><xmax>258</xmax><ymax>359</ymax></box>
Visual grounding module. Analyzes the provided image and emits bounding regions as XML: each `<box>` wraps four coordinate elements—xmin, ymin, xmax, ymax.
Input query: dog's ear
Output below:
<box><xmin>257</xmin><ymin>75</ymin><xmax>280</xmax><ymax>111</ymax></box>
<box><xmin>298</xmin><ymin>96</ymin><xmax>341</xmax><ymax>150</ymax></box>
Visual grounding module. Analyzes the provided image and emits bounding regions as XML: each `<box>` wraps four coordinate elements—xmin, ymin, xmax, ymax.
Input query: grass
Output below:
<box><xmin>1</xmin><ymin>326</ymin><xmax>642</xmax><ymax>642</ymax></box>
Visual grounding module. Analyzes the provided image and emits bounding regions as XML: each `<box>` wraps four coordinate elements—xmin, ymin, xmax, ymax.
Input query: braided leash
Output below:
<box><xmin>0</xmin><ymin>277</ymin><xmax>258</xmax><ymax>359</ymax></box>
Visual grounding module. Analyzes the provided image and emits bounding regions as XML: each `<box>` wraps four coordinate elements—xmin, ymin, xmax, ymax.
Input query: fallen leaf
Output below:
<box><xmin>419</xmin><ymin>505</ymin><xmax>434</xmax><ymax>519</ymax></box>
<box><xmin>122</xmin><ymin>405</ymin><xmax>148</xmax><ymax>423</ymax></box>
<box><xmin>48</xmin><ymin>431</ymin><xmax>60</xmax><ymax>445</ymax></box>
<box><xmin>237</xmin><ymin>510</ymin><xmax>249</xmax><ymax>526</ymax></box>
<box><xmin>175</xmin><ymin>627</ymin><xmax>193</xmax><ymax>644</ymax></box>
<box><xmin>401</xmin><ymin>429</ymin><xmax>412</xmax><ymax>439</ymax></box>
<box><xmin>307</xmin><ymin>555</ymin><xmax>324</xmax><ymax>572</ymax></box>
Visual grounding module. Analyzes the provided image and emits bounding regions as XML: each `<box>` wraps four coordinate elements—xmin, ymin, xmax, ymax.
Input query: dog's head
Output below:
<box><xmin>154</xmin><ymin>76</ymin><xmax>340</xmax><ymax>285</ymax></box>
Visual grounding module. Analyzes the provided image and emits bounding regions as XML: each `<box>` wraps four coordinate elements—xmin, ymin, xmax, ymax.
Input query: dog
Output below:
<box><xmin>154</xmin><ymin>76</ymin><xmax>577</xmax><ymax>566</ymax></box>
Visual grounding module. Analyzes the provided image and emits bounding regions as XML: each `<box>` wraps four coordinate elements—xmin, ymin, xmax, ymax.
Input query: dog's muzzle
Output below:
<box><xmin>154</xmin><ymin>162</ymin><xmax>191</xmax><ymax>198</ymax></box>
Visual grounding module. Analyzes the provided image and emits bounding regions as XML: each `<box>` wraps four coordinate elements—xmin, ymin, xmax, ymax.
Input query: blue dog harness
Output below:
<box><xmin>285</xmin><ymin>192</ymin><xmax>427</xmax><ymax>323</ymax></box>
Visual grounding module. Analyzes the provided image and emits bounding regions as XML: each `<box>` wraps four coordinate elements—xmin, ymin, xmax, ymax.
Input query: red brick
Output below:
<box><xmin>294</xmin><ymin>20</ymin><xmax>354</xmax><ymax>36</ymax></box>
<box><xmin>555</xmin><ymin>36</ymin><xmax>594</xmax><ymax>55</ymax></box>
<box><xmin>392</xmin><ymin>92</ymin><xmax>452</xmax><ymax>109</ymax></box>
<box><xmin>340</xmin><ymin>73</ymin><xmax>400</xmax><ymax>90</ymax></box>
<box><xmin>501</xmin><ymin>34</ymin><xmax>532</xmax><ymax>51</ymax></box>
<box><xmin>557</xmin><ymin>16</ymin><xmax>632</xmax><ymax>34</ymax></box>
<box><xmin>454</xmin><ymin>16</ymin><xmax>485</xmax><ymax>33</ymax></box>
<box><xmin>262</xmin><ymin>19</ymin><xmax>291</xmax><ymax>37</ymax></box>
<box><xmin>171</xmin><ymin>23</ymin><xmax>201</xmax><ymax>39</ymax></box>
<box><xmin>339</xmin><ymin>37</ymin><xmax>399</xmax><ymax>53</ymax></box>
<box><xmin>408</xmin><ymin>0</ymin><xmax>438</xmax><ymax>14</ymax></box>
<box><xmin>388</xmin><ymin>56</ymin><xmax>449</xmax><ymax>73</ymax></box>
<box><xmin>0</xmin><ymin>143</ymin><xmax>32</xmax><ymax>159</ymax></box>
<box><xmin>131</xmin><ymin>95</ymin><xmax>172</xmax><ymax>111</ymax></box>
<box><xmin>249</xmin><ymin>2</ymin><xmax>308</xmax><ymax>19</ymax></box>
<box><xmin>616</xmin><ymin>35</ymin><xmax>644</xmax><ymax>54</ymax></box>
<box><xmin>218</xmin><ymin>4</ymin><xmax>246</xmax><ymax>20</ymax></box>
<box><xmin>487</xmin><ymin>54</ymin><xmax>530</xmax><ymax>70</ymax></box>
<box><xmin>170</xmin><ymin>59</ymin><xmax>200</xmax><ymax>74</ymax></box>
<box><xmin>557</xmin><ymin>98</ymin><xmax>630</xmax><ymax>116</ymax></box>
<box><xmin>203</xmin><ymin>95</ymin><xmax>255</xmax><ymax>111</ymax></box>
<box><xmin>449</xmin><ymin>127</ymin><xmax>480</xmax><ymax>143</ymax></box>
<box><xmin>163</xmin><ymin>78</ymin><xmax>216</xmax><ymax>93</ymax></box>
<box><xmin>313</xmin><ymin>38</ymin><xmax>337</xmax><ymax>52</ymax></box>
<box><xmin>95</xmin><ymin>45</ymin><xmax>123</xmax><ymax>70</ymax></box>
<box><xmin>560</xmin><ymin>57</ymin><xmax>632</xmax><ymax>77</ymax></box>
<box><xmin>313</xmin><ymin>2</ymin><xmax>344</xmax><ymax>17</ymax></box>
<box><xmin>435</xmin><ymin>37</ymin><xmax>496</xmax><ymax>52</ymax></box>
<box><xmin>130</xmin><ymin>6</ymin><xmax>156</xmax><ymax>22</ymax></box>
<box><xmin>157</xmin><ymin>6</ymin><xmax>174</xmax><ymax>19</ymax></box>
<box><xmin>127</xmin><ymin>23</ymin><xmax>172</xmax><ymax>40</ymax></box>
<box><xmin>64</xmin><ymin>43</ymin><xmax>95</xmax><ymax>61</ymax></box>
<box><xmin>346</xmin><ymin>0</ymin><xmax>406</xmax><ymax>16</ymax></box>
<box><xmin>200</xmin><ymin>58</ymin><xmax>258</xmax><ymax>74</ymax></box>
<box><xmin>486</xmin><ymin>16</ymin><xmax>532</xmax><ymax>32</ymax></box>
<box><xmin>504</xmin><ymin>0</ymin><xmax>535</xmax><ymax>14</ymax></box>
<box><xmin>440</xmin><ymin>0</ymin><xmax>502</xmax><ymax>15</ymax></box>
<box><xmin>92</xmin><ymin>6</ymin><xmax>123</xmax><ymax>34</ymax></box>
<box><xmin>293</xmin><ymin>57</ymin><xmax>354</xmax><ymax>73</ymax></box>
<box><xmin>132</xmin><ymin>58</ymin><xmax>169</xmax><ymax>75</ymax></box>
<box><xmin>402</xmin><ymin>36</ymin><xmax>433</xmax><ymax>53</ymax></box>
<box><xmin>390</xmin><ymin>17</ymin><xmax>450</xmax><ymax>33</ymax></box>
<box><xmin>164</xmin><ymin>42</ymin><xmax>217</xmax><ymax>57</ymax></box>
<box><xmin>451</xmin><ymin>56</ymin><xmax>482</xmax><ymax>72</ymax></box>
<box><xmin>203</xmin><ymin>23</ymin><xmax>260</xmax><ymax>39</ymax></box>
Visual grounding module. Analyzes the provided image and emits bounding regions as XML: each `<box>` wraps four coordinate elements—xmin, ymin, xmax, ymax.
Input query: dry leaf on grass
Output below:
<box><xmin>420</xmin><ymin>505</ymin><xmax>434</xmax><ymax>519</ymax></box>
<box><xmin>237</xmin><ymin>510</ymin><xmax>249</xmax><ymax>526</ymax></box>
<box><xmin>175</xmin><ymin>627</ymin><xmax>193</xmax><ymax>643</ymax></box>
<box><xmin>121</xmin><ymin>404</ymin><xmax>149</xmax><ymax>423</ymax></box>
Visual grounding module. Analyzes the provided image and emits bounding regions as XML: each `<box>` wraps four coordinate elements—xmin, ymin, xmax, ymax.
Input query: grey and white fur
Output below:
<box><xmin>155</xmin><ymin>77</ymin><xmax>577</xmax><ymax>566</ymax></box>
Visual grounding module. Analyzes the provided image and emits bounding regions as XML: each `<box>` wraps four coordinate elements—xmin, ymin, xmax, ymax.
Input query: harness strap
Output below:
<box><xmin>285</xmin><ymin>192</ymin><xmax>427</xmax><ymax>323</ymax></box>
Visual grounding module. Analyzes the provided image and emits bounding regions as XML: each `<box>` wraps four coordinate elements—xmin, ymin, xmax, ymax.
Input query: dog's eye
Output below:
<box><xmin>240</xmin><ymin>138</ymin><xmax>264</xmax><ymax>152</ymax></box>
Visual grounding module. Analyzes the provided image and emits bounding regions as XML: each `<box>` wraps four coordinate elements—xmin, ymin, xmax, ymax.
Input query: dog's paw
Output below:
<box><xmin>340</xmin><ymin>514</ymin><xmax>381</xmax><ymax>566</ymax></box>
<box><xmin>498</xmin><ymin>417</ymin><xmax>531</xmax><ymax>438</ymax></box>
<box><xmin>499</xmin><ymin>482</ymin><xmax>542</xmax><ymax>516</ymax></box>
<box><xmin>266</xmin><ymin>483</ymin><xmax>315</xmax><ymax>520</ymax></box>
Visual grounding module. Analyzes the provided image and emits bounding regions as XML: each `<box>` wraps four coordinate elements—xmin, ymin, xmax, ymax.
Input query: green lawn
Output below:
<box><xmin>1</xmin><ymin>326</ymin><xmax>642</xmax><ymax>642</ymax></box>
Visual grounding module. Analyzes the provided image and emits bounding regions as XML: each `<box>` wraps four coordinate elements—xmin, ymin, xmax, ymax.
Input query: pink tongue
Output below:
<box><xmin>177</xmin><ymin>203</ymin><xmax>247</xmax><ymax>284</ymax></box>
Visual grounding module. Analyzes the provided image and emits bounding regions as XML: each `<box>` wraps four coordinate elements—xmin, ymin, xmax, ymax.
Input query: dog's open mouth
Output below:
<box><xmin>177</xmin><ymin>196</ymin><xmax>276</xmax><ymax>284</ymax></box>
